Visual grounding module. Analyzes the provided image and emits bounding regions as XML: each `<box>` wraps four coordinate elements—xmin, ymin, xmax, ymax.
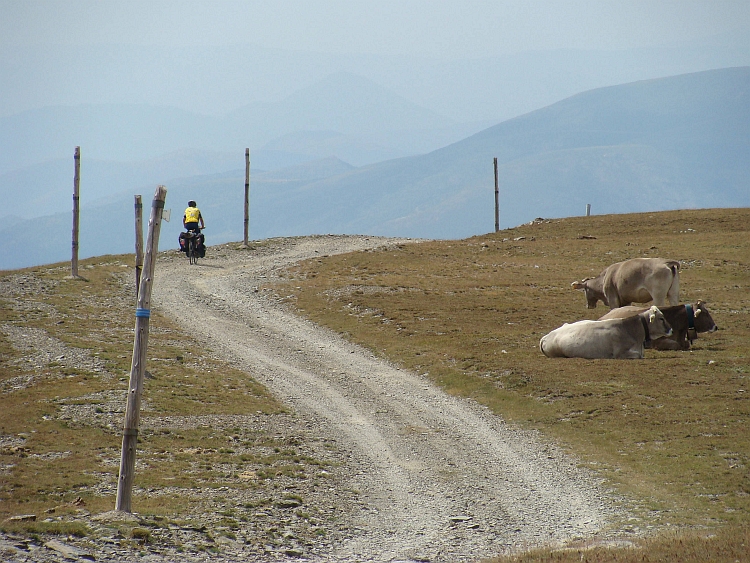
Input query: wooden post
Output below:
<box><xmin>72</xmin><ymin>147</ymin><xmax>81</xmax><ymax>277</ymax></box>
<box><xmin>494</xmin><ymin>157</ymin><xmax>499</xmax><ymax>232</ymax></box>
<box><xmin>243</xmin><ymin>148</ymin><xmax>250</xmax><ymax>246</ymax></box>
<box><xmin>134</xmin><ymin>195</ymin><xmax>144</xmax><ymax>297</ymax></box>
<box><xmin>116</xmin><ymin>185</ymin><xmax>167</xmax><ymax>513</ymax></box>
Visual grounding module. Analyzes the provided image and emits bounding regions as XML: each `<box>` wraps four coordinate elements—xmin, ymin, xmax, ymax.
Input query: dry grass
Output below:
<box><xmin>279</xmin><ymin>208</ymin><xmax>750</xmax><ymax>558</ymax></box>
<box><xmin>2</xmin><ymin>208</ymin><xmax>748</xmax><ymax>560</ymax></box>
<box><xmin>494</xmin><ymin>526</ymin><xmax>750</xmax><ymax>562</ymax></box>
<box><xmin>0</xmin><ymin>255</ymin><xmax>330</xmax><ymax>538</ymax></box>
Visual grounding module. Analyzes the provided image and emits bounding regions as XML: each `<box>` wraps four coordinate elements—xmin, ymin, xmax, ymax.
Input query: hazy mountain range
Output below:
<box><xmin>0</xmin><ymin>71</ymin><xmax>484</xmax><ymax>175</ymax></box>
<box><xmin>3</xmin><ymin>35</ymin><xmax>750</xmax><ymax>122</ymax></box>
<box><xmin>1</xmin><ymin>66</ymin><xmax>749</xmax><ymax>270</ymax></box>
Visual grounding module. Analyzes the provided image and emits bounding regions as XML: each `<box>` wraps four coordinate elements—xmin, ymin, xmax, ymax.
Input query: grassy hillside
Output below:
<box><xmin>2</xmin><ymin>208</ymin><xmax>748</xmax><ymax>560</ymax></box>
<box><xmin>0</xmin><ymin>249</ymin><xmax>357</xmax><ymax>556</ymax></box>
<box><xmin>279</xmin><ymin>208</ymin><xmax>750</xmax><ymax>558</ymax></box>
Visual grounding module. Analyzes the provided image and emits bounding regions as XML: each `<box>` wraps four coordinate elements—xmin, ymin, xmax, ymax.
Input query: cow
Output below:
<box><xmin>540</xmin><ymin>305</ymin><xmax>672</xmax><ymax>359</ymax></box>
<box><xmin>598</xmin><ymin>301</ymin><xmax>717</xmax><ymax>350</ymax></box>
<box><xmin>572</xmin><ymin>257</ymin><xmax>680</xmax><ymax>310</ymax></box>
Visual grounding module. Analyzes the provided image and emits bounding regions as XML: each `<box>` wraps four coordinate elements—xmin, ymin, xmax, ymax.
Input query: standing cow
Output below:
<box><xmin>540</xmin><ymin>306</ymin><xmax>672</xmax><ymax>359</ymax></box>
<box><xmin>572</xmin><ymin>257</ymin><xmax>680</xmax><ymax>310</ymax></box>
<box><xmin>598</xmin><ymin>301</ymin><xmax>717</xmax><ymax>350</ymax></box>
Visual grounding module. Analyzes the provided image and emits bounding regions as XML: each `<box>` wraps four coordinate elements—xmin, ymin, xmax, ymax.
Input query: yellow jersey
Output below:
<box><xmin>184</xmin><ymin>206</ymin><xmax>201</xmax><ymax>223</ymax></box>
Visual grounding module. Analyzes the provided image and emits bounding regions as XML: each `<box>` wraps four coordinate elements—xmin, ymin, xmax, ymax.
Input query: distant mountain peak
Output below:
<box><xmin>226</xmin><ymin>71</ymin><xmax>455</xmax><ymax>138</ymax></box>
<box><xmin>284</xmin><ymin>71</ymin><xmax>453</xmax><ymax>122</ymax></box>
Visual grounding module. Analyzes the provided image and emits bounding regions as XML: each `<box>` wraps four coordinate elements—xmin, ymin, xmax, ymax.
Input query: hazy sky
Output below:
<box><xmin>3</xmin><ymin>0</ymin><xmax>749</xmax><ymax>58</ymax></box>
<box><xmin>1</xmin><ymin>1</ymin><xmax>749</xmax><ymax>122</ymax></box>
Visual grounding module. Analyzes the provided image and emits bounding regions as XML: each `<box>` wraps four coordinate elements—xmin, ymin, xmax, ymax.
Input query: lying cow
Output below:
<box><xmin>540</xmin><ymin>305</ymin><xmax>672</xmax><ymax>359</ymax></box>
<box><xmin>572</xmin><ymin>257</ymin><xmax>680</xmax><ymax>309</ymax></box>
<box><xmin>598</xmin><ymin>301</ymin><xmax>717</xmax><ymax>350</ymax></box>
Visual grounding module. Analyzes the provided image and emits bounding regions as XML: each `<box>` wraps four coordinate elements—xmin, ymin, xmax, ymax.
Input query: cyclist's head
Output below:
<box><xmin>188</xmin><ymin>200</ymin><xmax>197</xmax><ymax>207</ymax></box>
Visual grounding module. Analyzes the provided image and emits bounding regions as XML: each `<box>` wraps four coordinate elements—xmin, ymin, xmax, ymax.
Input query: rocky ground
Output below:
<box><xmin>2</xmin><ymin>235</ymin><xmax>631</xmax><ymax>562</ymax></box>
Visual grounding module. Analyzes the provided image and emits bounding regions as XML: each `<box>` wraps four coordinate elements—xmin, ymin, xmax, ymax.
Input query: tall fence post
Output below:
<box><xmin>494</xmin><ymin>157</ymin><xmax>499</xmax><ymax>232</ymax></box>
<box><xmin>586</xmin><ymin>203</ymin><xmax>591</xmax><ymax>217</ymax></box>
<box><xmin>244</xmin><ymin>148</ymin><xmax>250</xmax><ymax>246</ymax></box>
<box><xmin>116</xmin><ymin>185</ymin><xmax>167</xmax><ymax>513</ymax></box>
<box><xmin>134</xmin><ymin>195</ymin><xmax>144</xmax><ymax>297</ymax></box>
<box><xmin>72</xmin><ymin>147</ymin><xmax>81</xmax><ymax>277</ymax></box>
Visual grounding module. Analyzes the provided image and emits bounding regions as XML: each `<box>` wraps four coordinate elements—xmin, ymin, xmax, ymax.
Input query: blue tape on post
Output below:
<box><xmin>135</xmin><ymin>308</ymin><xmax>151</xmax><ymax>318</ymax></box>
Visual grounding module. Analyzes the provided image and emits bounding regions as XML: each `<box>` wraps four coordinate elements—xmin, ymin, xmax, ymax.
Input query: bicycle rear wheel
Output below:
<box><xmin>188</xmin><ymin>238</ymin><xmax>198</xmax><ymax>265</ymax></box>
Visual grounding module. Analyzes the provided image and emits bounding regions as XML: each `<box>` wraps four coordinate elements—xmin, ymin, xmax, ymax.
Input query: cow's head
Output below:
<box><xmin>693</xmin><ymin>300</ymin><xmax>718</xmax><ymax>333</ymax></box>
<box><xmin>647</xmin><ymin>306</ymin><xmax>672</xmax><ymax>339</ymax></box>
<box><xmin>571</xmin><ymin>278</ymin><xmax>607</xmax><ymax>309</ymax></box>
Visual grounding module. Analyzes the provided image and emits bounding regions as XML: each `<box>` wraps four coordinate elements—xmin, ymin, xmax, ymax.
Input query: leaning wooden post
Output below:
<box><xmin>134</xmin><ymin>195</ymin><xmax>144</xmax><ymax>297</ymax></box>
<box><xmin>72</xmin><ymin>147</ymin><xmax>81</xmax><ymax>277</ymax></box>
<box><xmin>116</xmin><ymin>185</ymin><xmax>167</xmax><ymax>513</ymax></box>
<box><xmin>493</xmin><ymin>157</ymin><xmax>499</xmax><ymax>232</ymax></box>
<box><xmin>243</xmin><ymin>148</ymin><xmax>250</xmax><ymax>246</ymax></box>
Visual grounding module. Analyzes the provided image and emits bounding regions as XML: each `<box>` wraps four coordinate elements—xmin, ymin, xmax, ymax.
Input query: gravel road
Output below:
<box><xmin>148</xmin><ymin>235</ymin><xmax>626</xmax><ymax>562</ymax></box>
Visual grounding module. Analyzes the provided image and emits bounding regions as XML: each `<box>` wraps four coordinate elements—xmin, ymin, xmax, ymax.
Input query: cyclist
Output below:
<box><xmin>180</xmin><ymin>200</ymin><xmax>206</xmax><ymax>256</ymax></box>
<box><xmin>183</xmin><ymin>200</ymin><xmax>205</xmax><ymax>232</ymax></box>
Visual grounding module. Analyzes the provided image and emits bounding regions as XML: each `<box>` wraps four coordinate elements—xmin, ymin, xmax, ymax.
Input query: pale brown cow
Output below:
<box><xmin>540</xmin><ymin>306</ymin><xmax>672</xmax><ymax>359</ymax></box>
<box><xmin>572</xmin><ymin>257</ymin><xmax>680</xmax><ymax>310</ymax></box>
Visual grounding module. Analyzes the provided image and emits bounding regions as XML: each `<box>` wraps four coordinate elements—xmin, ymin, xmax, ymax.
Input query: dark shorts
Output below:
<box><xmin>184</xmin><ymin>222</ymin><xmax>200</xmax><ymax>232</ymax></box>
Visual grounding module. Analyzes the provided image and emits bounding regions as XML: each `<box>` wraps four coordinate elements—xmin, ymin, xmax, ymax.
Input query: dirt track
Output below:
<box><xmin>152</xmin><ymin>235</ymin><xmax>626</xmax><ymax>562</ymax></box>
